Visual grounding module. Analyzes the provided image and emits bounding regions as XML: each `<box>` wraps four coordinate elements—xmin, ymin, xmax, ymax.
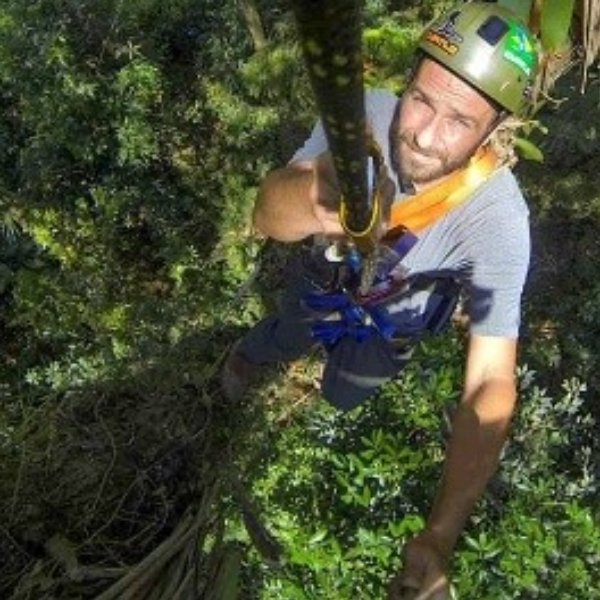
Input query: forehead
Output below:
<box><xmin>412</xmin><ymin>57</ymin><xmax>496</xmax><ymax>116</ymax></box>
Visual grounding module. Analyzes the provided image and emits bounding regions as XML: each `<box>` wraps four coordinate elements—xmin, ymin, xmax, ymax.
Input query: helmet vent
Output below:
<box><xmin>477</xmin><ymin>16</ymin><xmax>509</xmax><ymax>46</ymax></box>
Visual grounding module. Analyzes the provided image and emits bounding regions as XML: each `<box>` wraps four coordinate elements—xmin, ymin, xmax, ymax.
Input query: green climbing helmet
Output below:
<box><xmin>417</xmin><ymin>1</ymin><xmax>539</xmax><ymax>115</ymax></box>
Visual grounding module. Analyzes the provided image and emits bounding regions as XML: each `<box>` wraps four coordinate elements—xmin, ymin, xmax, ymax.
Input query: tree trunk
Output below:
<box><xmin>238</xmin><ymin>0</ymin><xmax>268</xmax><ymax>52</ymax></box>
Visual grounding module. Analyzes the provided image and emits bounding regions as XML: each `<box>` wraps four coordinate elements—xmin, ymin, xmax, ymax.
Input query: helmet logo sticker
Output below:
<box><xmin>503</xmin><ymin>24</ymin><xmax>536</xmax><ymax>76</ymax></box>
<box><xmin>424</xmin><ymin>10</ymin><xmax>464</xmax><ymax>56</ymax></box>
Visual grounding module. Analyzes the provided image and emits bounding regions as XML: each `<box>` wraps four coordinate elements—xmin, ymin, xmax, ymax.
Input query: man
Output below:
<box><xmin>222</xmin><ymin>3</ymin><xmax>538</xmax><ymax>599</ymax></box>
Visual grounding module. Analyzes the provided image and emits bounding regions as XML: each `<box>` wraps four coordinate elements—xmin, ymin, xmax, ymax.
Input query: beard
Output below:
<box><xmin>391</xmin><ymin>128</ymin><xmax>473</xmax><ymax>187</ymax></box>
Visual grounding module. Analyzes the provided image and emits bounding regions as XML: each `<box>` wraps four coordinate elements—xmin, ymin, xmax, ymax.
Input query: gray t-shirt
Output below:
<box><xmin>291</xmin><ymin>89</ymin><xmax>530</xmax><ymax>338</ymax></box>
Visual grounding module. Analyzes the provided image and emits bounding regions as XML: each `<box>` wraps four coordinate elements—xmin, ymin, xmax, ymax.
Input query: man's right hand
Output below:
<box><xmin>312</xmin><ymin>150</ymin><xmax>397</xmax><ymax>240</ymax></box>
<box><xmin>309</xmin><ymin>152</ymin><xmax>345</xmax><ymax>236</ymax></box>
<box><xmin>254</xmin><ymin>152</ymin><xmax>344</xmax><ymax>241</ymax></box>
<box><xmin>254</xmin><ymin>149</ymin><xmax>396</xmax><ymax>242</ymax></box>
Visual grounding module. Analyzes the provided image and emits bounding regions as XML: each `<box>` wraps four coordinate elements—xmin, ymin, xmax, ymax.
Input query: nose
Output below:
<box><xmin>413</xmin><ymin>115</ymin><xmax>441</xmax><ymax>152</ymax></box>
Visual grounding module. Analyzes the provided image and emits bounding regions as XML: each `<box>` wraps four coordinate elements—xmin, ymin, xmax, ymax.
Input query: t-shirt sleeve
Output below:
<box><xmin>462</xmin><ymin>177</ymin><xmax>530</xmax><ymax>338</ymax></box>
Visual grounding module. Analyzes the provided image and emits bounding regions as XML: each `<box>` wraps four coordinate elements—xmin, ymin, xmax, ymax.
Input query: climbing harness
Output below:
<box><xmin>305</xmin><ymin>146</ymin><xmax>499</xmax><ymax>348</ymax></box>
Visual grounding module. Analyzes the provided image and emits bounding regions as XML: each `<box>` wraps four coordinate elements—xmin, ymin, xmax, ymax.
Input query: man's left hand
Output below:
<box><xmin>387</xmin><ymin>531</ymin><xmax>451</xmax><ymax>600</ymax></box>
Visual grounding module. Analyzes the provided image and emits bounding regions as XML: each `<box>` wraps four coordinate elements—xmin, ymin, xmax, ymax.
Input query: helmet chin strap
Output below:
<box><xmin>487</xmin><ymin>107</ymin><xmax>509</xmax><ymax>136</ymax></box>
<box><xmin>476</xmin><ymin>104</ymin><xmax>509</xmax><ymax>163</ymax></box>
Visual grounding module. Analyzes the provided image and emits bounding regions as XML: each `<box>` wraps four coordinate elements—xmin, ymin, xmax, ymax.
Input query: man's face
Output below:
<box><xmin>392</xmin><ymin>58</ymin><xmax>500</xmax><ymax>188</ymax></box>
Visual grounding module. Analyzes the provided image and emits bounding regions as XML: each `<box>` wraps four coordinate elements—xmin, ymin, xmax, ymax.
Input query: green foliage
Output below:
<box><xmin>450</xmin><ymin>368</ymin><xmax>600</xmax><ymax>598</ymax></box>
<box><xmin>514</xmin><ymin>136</ymin><xmax>544</xmax><ymax>162</ymax></box>
<box><xmin>218</xmin><ymin>334</ymin><xmax>462</xmax><ymax>598</ymax></box>
<box><xmin>518</xmin><ymin>76</ymin><xmax>600</xmax><ymax>396</ymax></box>
<box><xmin>113</xmin><ymin>58</ymin><xmax>163</xmax><ymax>166</ymax></box>
<box><xmin>0</xmin><ymin>0</ymin><xmax>281</xmax><ymax>395</ymax></box>
<box><xmin>363</xmin><ymin>20</ymin><xmax>420</xmax><ymax>90</ymax></box>
<box><xmin>1</xmin><ymin>1</ymin><xmax>600</xmax><ymax>599</ymax></box>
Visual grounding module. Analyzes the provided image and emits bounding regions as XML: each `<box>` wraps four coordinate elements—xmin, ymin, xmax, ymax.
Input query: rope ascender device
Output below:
<box><xmin>289</xmin><ymin>0</ymin><xmax>382</xmax><ymax>294</ymax></box>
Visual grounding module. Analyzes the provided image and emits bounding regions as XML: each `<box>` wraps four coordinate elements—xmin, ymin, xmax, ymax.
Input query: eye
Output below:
<box><xmin>455</xmin><ymin>118</ymin><xmax>473</xmax><ymax>130</ymax></box>
<box><xmin>447</xmin><ymin>114</ymin><xmax>475</xmax><ymax>133</ymax></box>
<box><xmin>409</xmin><ymin>90</ymin><xmax>427</xmax><ymax>104</ymax></box>
<box><xmin>407</xmin><ymin>90</ymin><xmax>431</xmax><ymax>111</ymax></box>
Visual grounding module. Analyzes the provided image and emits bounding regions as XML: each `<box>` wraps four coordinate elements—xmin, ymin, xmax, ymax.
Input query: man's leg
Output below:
<box><xmin>321</xmin><ymin>335</ymin><xmax>412</xmax><ymax>411</ymax></box>
<box><xmin>221</xmin><ymin>246</ymin><xmax>332</xmax><ymax>400</ymax></box>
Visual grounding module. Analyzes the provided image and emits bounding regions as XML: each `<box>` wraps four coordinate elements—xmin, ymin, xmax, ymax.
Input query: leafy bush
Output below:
<box><xmin>228</xmin><ymin>333</ymin><xmax>600</xmax><ymax>599</ymax></box>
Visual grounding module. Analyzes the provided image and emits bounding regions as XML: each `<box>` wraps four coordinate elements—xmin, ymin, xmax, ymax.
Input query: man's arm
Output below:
<box><xmin>253</xmin><ymin>154</ymin><xmax>343</xmax><ymax>241</ymax></box>
<box><xmin>389</xmin><ymin>334</ymin><xmax>518</xmax><ymax>600</ymax></box>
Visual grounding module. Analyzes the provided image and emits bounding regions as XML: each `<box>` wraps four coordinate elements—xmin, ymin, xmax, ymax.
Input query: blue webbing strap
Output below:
<box><xmin>304</xmin><ymin>230</ymin><xmax>423</xmax><ymax>348</ymax></box>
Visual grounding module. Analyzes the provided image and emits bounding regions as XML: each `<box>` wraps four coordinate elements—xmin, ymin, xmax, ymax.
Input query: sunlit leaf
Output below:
<box><xmin>514</xmin><ymin>137</ymin><xmax>544</xmax><ymax>161</ymax></box>
<box><xmin>540</xmin><ymin>0</ymin><xmax>576</xmax><ymax>51</ymax></box>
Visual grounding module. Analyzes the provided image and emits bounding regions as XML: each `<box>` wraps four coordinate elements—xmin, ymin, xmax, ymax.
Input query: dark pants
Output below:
<box><xmin>237</xmin><ymin>245</ymin><xmax>410</xmax><ymax>411</ymax></box>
